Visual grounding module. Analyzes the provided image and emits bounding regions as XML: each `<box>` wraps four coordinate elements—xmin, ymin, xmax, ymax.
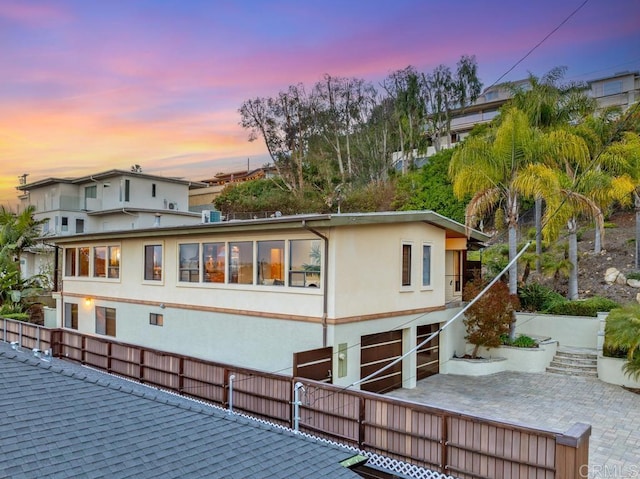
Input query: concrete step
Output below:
<box><xmin>555</xmin><ymin>350</ymin><xmax>597</xmax><ymax>360</ymax></box>
<box><xmin>546</xmin><ymin>365</ymin><xmax>598</xmax><ymax>377</ymax></box>
<box><xmin>550</xmin><ymin>357</ymin><xmax>597</xmax><ymax>367</ymax></box>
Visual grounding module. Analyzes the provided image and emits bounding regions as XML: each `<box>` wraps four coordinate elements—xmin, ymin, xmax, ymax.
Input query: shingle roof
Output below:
<box><xmin>0</xmin><ymin>343</ymin><xmax>360</xmax><ymax>479</ymax></box>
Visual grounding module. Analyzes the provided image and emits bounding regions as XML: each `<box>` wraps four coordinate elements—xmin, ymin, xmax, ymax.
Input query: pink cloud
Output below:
<box><xmin>0</xmin><ymin>1</ymin><xmax>70</xmax><ymax>26</ymax></box>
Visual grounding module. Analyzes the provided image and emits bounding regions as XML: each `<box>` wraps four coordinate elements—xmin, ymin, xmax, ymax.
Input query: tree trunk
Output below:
<box><xmin>568</xmin><ymin>218</ymin><xmax>579</xmax><ymax>300</ymax></box>
<box><xmin>636</xmin><ymin>192</ymin><xmax>640</xmax><ymax>270</ymax></box>
<box><xmin>508</xmin><ymin>223</ymin><xmax>518</xmax><ymax>340</ymax></box>
<box><xmin>535</xmin><ymin>196</ymin><xmax>542</xmax><ymax>274</ymax></box>
<box><xmin>594</xmin><ymin>219</ymin><xmax>602</xmax><ymax>254</ymax></box>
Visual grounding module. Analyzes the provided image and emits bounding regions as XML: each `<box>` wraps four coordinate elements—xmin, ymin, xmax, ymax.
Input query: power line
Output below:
<box><xmin>488</xmin><ymin>0</ymin><xmax>590</xmax><ymax>89</ymax></box>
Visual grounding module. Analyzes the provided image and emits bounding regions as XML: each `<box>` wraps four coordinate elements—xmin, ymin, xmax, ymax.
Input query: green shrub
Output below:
<box><xmin>603</xmin><ymin>342</ymin><xmax>628</xmax><ymax>359</ymax></box>
<box><xmin>501</xmin><ymin>334</ymin><xmax>538</xmax><ymax>348</ymax></box>
<box><xmin>626</xmin><ymin>272</ymin><xmax>640</xmax><ymax>281</ymax></box>
<box><xmin>518</xmin><ymin>283</ymin><xmax>565</xmax><ymax>312</ymax></box>
<box><xmin>546</xmin><ymin>296</ymin><xmax>620</xmax><ymax>317</ymax></box>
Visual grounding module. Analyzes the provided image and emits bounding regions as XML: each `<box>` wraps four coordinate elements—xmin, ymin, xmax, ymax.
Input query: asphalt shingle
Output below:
<box><xmin>0</xmin><ymin>343</ymin><xmax>361</xmax><ymax>478</ymax></box>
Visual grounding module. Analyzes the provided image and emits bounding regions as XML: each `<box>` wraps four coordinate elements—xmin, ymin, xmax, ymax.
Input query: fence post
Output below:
<box><xmin>556</xmin><ymin>423</ymin><xmax>591</xmax><ymax>479</ymax></box>
<box><xmin>441</xmin><ymin>412</ymin><xmax>449</xmax><ymax>473</ymax></box>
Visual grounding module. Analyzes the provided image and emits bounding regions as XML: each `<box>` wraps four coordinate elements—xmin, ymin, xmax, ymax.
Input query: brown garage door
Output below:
<box><xmin>416</xmin><ymin>323</ymin><xmax>439</xmax><ymax>381</ymax></box>
<box><xmin>360</xmin><ymin>330</ymin><xmax>403</xmax><ymax>394</ymax></box>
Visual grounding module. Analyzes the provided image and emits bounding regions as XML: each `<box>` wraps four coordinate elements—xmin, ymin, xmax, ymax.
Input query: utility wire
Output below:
<box><xmin>487</xmin><ymin>0</ymin><xmax>590</xmax><ymax>89</ymax></box>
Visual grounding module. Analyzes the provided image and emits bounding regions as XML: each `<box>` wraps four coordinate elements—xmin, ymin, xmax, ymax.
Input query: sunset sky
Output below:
<box><xmin>1</xmin><ymin>0</ymin><xmax>639</xmax><ymax>207</ymax></box>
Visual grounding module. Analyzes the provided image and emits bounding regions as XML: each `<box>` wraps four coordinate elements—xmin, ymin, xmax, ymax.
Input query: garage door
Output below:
<box><xmin>416</xmin><ymin>323</ymin><xmax>439</xmax><ymax>381</ymax></box>
<box><xmin>360</xmin><ymin>330</ymin><xmax>403</xmax><ymax>394</ymax></box>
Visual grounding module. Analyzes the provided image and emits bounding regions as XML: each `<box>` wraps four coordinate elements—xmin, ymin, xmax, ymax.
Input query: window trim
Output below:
<box><xmin>421</xmin><ymin>243</ymin><xmax>432</xmax><ymax>289</ymax></box>
<box><xmin>401</xmin><ymin>242</ymin><xmax>413</xmax><ymax>288</ymax></box>
<box><xmin>143</xmin><ymin>243</ymin><xmax>164</xmax><ymax>283</ymax></box>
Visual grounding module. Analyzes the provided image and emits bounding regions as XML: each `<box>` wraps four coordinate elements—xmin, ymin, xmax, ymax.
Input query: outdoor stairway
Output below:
<box><xmin>546</xmin><ymin>347</ymin><xmax>598</xmax><ymax>378</ymax></box>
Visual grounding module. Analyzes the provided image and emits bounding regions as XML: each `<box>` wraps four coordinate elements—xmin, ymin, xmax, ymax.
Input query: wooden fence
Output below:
<box><xmin>1</xmin><ymin>318</ymin><xmax>590</xmax><ymax>479</ymax></box>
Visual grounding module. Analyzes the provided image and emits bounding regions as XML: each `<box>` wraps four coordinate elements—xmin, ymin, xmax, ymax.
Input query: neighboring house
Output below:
<box><xmin>50</xmin><ymin>211</ymin><xmax>487</xmax><ymax>393</ymax></box>
<box><xmin>588</xmin><ymin>70</ymin><xmax>640</xmax><ymax>111</ymax></box>
<box><xmin>15</xmin><ymin>169</ymin><xmax>207</xmax><ymax>283</ymax></box>
<box><xmin>189</xmin><ymin>166</ymin><xmax>277</xmax><ymax>208</ymax></box>
<box><xmin>0</xmin><ymin>342</ymin><xmax>365</xmax><ymax>479</ymax></box>
<box><xmin>392</xmin><ymin>71</ymin><xmax>640</xmax><ymax>171</ymax></box>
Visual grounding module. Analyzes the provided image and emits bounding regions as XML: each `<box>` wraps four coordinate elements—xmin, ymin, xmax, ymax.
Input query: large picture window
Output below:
<box><xmin>65</xmin><ymin>248</ymin><xmax>76</xmax><ymax>276</ymax></box>
<box><xmin>422</xmin><ymin>244</ymin><xmax>431</xmax><ymax>287</ymax></box>
<box><xmin>95</xmin><ymin>306</ymin><xmax>116</xmax><ymax>337</ymax></box>
<box><xmin>203</xmin><ymin>242</ymin><xmax>225</xmax><ymax>283</ymax></box>
<box><xmin>64</xmin><ymin>302</ymin><xmax>78</xmax><ymax>330</ymax></box>
<box><xmin>229</xmin><ymin>241</ymin><xmax>253</xmax><ymax>284</ymax></box>
<box><xmin>289</xmin><ymin>239</ymin><xmax>321</xmax><ymax>288</ymax></box>
<box><xmin>257</xmin><ymin>240</ymin><xmax>284</xmax><ymax>286</ymax></box>
<box><xmin>144</xmin><ymin>244</ymin><xmax>163</xmax><ymax>281</ymax></box>
<box><xmin>179</xmin><ymin>243</ymin><xmax>200</xmax><ymax>282</ymax></box>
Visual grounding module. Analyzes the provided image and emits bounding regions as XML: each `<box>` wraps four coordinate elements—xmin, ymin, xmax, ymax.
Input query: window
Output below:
<box><xmin>125</xmin><ymin>179</ymin><xmax>130</xmax><ymax>202</ymax></box>
<box><xmin>257</xmin><ymin>240</ymin><xmax>284</xmax><ymax>286</ymax></box>
<box><xmin>144</xmin><ymin>245</ymin><xmax>163</xmax><ymax>281</ymax></box>
<box><xmin>61</xmin><ymin>216</ymin><xmax>69</xmax><ymax>232</ymax></box>
<box><xmin>203</xmin><ymin>242</ymin><xmax>225</xmax><ymax>283</ymax></box>
<box><xmin>229</xmin><ymin>241</ymin><xmax>253</xmax><ymax>284</ymax></box>
<box><xmin>179</xmin><ymin>243</ymin><xmax>200</xmax><ymax>282</ymax></box>
<box><xmin>79</xmin><ymin>247</ymin><xmax>90</xmax><ymax>276</ymax></box>
<box><xmin>152</xmin><ymin>183</ymin><xmax>156</xmax><ymax>198</ymax></box>
<box><xmin>402</xmin><ymin>244</ymin><xmax>412</xmax><ymax>287</ymax></box>
<box><xmin>289</xmin><ymin>239</ymin><xmax>321</xmax><ymax>287</ymax></box>
<box><xmin>95</xmin><ymin>306</ymin><xmax>116</xmax><ymax>336</ymax></box>
<box><xmin>485</xmin><ymin>90</ymin><xmax>498</xmax><ymax>101</ymax></box>
<box><xmin>75</xmin><ymin>218</ymin><xmax>84</xmax><ymax>234</ymax></box>
<box><xmin>603</xmin><ymin>80</ymin><xmax>623</xmax><ymax>96</ymax></box>
<box><xmin>108</xmin><ymin>246</ymin><xmax>120</xmax><ymax>278</ymax></box>
<box><xmin>149</xmin><ymin>313</ymin><xmax>163</xmax><ymax>326</ymax></box>
<box><xmin>422</xmin><ymin>245</ymin><xmax>431</xmax><ymax>287</ymax></box>
<box><xmin>453</xmin><ymin>250</ymin><xmax>462</xmax><ymax>293</ymax></box>
<box><xmin>85</xmin><ymin>185</ymin><xmax>97</xmax><ymax>199</ymax></box>
<box><xmin>65</xmin><ymin>248</ymin><xmax>77</xmax><ymax>276</ymax></box>
<box><xmin>94</xmin><ymin>246</ymin><xmax>106</xmax><ymax>277</ymax></box>
<box><xmin>41</xmin><ymin>219</ymin><xmax>50</xmax><ymax>234</ymax></box>
<box><xmin>64</xmin><ymin>303</ymin><xmax>78</xmax><ymax>330</ymax></box>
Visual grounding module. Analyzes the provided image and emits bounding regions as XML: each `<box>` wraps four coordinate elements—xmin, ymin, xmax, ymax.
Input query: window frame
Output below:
<box><xmin>422</xmin><ymin>243</ymin><xmax>432</xmax><ymax>288</ymax></box>
<box><xmin>257</xmin><ymin>240</ymin><xmax>285</xmax><ymax>286</ymax></box>
<box><xmin>149</xmin><ymin>313</ymin><xmax>163</xmax><ymax>326</ymax></box>
<box><xmin>144</xmin><ymin>243</ymin><xmax>164</xmax><ymax>282</ymax></box>
<box><xmin>64</xmin><ymin>302</ymin><xmax>78</xmax><ymax>330</ymax></box>
<box><xmin>178</xmin><ymin>243</ymin><xmax>200</xmax><ymax>283</ymax></box>
<box><xmin>95</xmin><ymin>306</ymin><xmax>116</xmax><ymax>337</ymax></box>
<box><xmin>401</xmin><ymin>242</ymin><xmax>413</xmax><ymax>288</ymax></box>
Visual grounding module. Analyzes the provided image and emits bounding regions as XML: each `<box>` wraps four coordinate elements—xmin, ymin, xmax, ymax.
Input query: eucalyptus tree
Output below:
<box><xmin>239</xmin><ymin>83</ymin><xmax>314</xmax><ymax>193</ymax></box>
<box><xmin>449</xmin><ymin>108</ymin><xmax>541</xmax><ymax>299</ymax></box>
<box><xmin>381</xmin><ymin>66</ymin><xmax>426</xmax><ymax>172</ymax></box>
<box><xmin>311</xmin><ymin>74</ymin><xmax>377</xmax><ymax>182</ymax></box>
<box><xmin>422</xmin><ymin>55</ymin><xmax>482</xmax><ymax>152</ymax></box>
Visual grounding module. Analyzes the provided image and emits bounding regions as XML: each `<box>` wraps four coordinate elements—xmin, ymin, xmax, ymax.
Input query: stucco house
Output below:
<box><xmin>51</xmin><ymin>211</ymin><xmax>488</xmax><ymax>393</ymax></box>
<box><xmin>15</xmin><ymin>169</ymin><xmax>207</xmax><ymax>283</ymax></box>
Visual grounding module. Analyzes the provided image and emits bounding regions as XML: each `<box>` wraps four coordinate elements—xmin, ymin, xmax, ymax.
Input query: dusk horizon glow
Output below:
<box><xmin>1</xmin><ymin>0</ymin><xmax>639</xmax><ymax>207</ymax></box>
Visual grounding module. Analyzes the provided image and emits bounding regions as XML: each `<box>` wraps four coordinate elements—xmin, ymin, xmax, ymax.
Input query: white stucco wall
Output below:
<box><xmin>514</xmin><ymin>312</ymin><xmax>600</xmax><ymax>349</ymax></box>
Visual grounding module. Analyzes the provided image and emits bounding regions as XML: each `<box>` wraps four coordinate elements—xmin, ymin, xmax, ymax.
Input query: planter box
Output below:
<box><xmin>598</xmin><ymin>355</ymin><xmax>640</xmax><ymax>389</ymax></box>
<box><xmin>443</xmin><ymin>341</ymin><xmax>558</xmax><ymax>376</ymax></box>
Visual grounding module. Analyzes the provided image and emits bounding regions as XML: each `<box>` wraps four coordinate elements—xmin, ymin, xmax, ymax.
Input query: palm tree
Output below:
<box><xmin>507</xmin><ymin>67</ymin><xmax>597</xmax><ymax>272</ymax></box>
<box><xmin>515</xmin><ymin>128</ymin><xmax>624</xmax><ymax>299</ymax></box>
<box><xmin>449</xmin><ymin>108</ymin><xmax>540</xmax><ymax>297</ymax></box>
<box><xmin>0</xmin><ymin>205</ymin><xmax>44</xmax><ymax>285</ymax></box>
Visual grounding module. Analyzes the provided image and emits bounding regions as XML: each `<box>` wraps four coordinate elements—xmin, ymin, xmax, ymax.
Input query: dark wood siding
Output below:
<box><xmin>416</xmin><ymin>323</ymin><xmax>439</xmax><ymax>380</ymax></box>
<box><xmin>360</xmin><ymin>330</ymin><xmax>402</xmax><ymax>394</ymax></box>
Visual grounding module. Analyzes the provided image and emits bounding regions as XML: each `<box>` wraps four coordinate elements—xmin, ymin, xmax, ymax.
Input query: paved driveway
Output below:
<box><xmin>387</xmin><ymin>372</ymin><xmax>640</xmax><ymax>478</ymax></box>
